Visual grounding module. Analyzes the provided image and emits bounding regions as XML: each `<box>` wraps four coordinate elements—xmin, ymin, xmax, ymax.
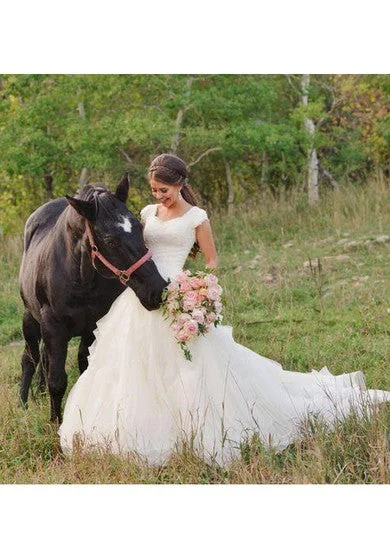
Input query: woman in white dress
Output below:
<box><xmin>58</xmin><ymin>153</ymin><xmax>389</xmax><ymax>466</ymax></box>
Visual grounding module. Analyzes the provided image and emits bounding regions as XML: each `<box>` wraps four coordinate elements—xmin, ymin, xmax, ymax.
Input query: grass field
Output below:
<box><xmin>0</xmin><ymin>182</ymin><xmax>389</xmax><ymax>483</ymax></box>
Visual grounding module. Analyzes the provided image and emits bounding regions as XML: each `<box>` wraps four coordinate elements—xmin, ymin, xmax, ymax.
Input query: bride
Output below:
<box><xmin>58</xmin><ymin>153</ymin><xmax>389</xmax><ymax>466</ymax></box>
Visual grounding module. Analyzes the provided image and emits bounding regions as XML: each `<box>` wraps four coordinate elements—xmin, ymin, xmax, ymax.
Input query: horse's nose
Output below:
<box><xmin>142</xmin><ymin>296</ymin><xmax>160</xmax><ymax>311</ymax></box>
<box><xmin>145</xmin><ymin>279</ymin><xmax>168</xmax><ymax>311</ymax></box>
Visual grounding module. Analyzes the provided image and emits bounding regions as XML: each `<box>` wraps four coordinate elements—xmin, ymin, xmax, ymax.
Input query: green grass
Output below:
<box><xmin>0</xmin><ymin>182</ymin><xmax>389</xmax><ymax>483</ymax></box>
<box><xmin>0</xmin><ymin>236</ymin><xmax>24</xmax><ymax>346</ymax></box>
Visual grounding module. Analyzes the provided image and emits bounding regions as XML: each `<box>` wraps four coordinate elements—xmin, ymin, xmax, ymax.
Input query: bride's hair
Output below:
<box><xmin>148</xmin><ymin>153</ymin><xmax>198</xmax><ymax>207</ymax></box>
<box><xmin>148</xmin><ymin>153</ymin><xmax>200</xmax><ymax>258</ymax></box>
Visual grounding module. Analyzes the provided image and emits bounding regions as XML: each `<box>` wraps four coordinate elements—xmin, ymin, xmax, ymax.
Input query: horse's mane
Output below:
<box><xmin>77</xmin><ymin>183</ymin><xmax>109</xmax><ymax>202</ymax></box>
<box><xmin>77</xmin><ymin>182</ymin><xmax>128</xmax><ymax>219</ymax></box>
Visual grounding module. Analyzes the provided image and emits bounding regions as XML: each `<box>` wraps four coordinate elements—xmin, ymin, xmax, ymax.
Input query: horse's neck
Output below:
<box><xmin>59</xmin><ymin>210</ymin><xmax>95</xmax><ymax>285</ymax></box>
<box><xmin>79</xmin><ymin>243</ymin><xmax>95</xmax><ymax>285</ymax></box>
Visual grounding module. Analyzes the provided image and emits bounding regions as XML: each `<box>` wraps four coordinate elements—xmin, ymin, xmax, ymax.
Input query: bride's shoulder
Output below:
<box><xmin>189</xmin><ymin>206</ymin><xmax>208</xmax><ymax>228</ymax></box>
<box><xmin>140</xmin><ymin>204</ymin><xmax>157</xmax><ymax>224</ymax></box>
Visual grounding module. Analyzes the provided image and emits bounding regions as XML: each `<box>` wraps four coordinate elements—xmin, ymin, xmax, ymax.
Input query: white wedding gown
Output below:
<box><xmin>59</xmin><ymin>204</ymin><xmax>390</xmax><ymax>466</ymax></box>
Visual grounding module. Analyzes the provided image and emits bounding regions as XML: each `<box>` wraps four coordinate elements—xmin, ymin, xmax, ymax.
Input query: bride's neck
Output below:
<box><xmin>158</xmin><ymin>200</ymin><xmax>190</xmax><ymax>215</ymax></box>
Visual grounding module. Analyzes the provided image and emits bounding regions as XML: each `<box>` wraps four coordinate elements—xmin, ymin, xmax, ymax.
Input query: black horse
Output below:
<box><xmin>19</xmin><ymin>176</ymin><xmax>167</xmax><ymax>422</ymax></box>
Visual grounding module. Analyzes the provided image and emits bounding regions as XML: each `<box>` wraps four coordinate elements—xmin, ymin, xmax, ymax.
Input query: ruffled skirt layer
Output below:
<box><xmin>58</xmin><ymin>288</ymin><xmax>389</xmax><ymax>466</ymax></box>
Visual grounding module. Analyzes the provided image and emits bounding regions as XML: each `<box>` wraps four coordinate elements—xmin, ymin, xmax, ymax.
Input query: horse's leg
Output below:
<box><xmin>78</xmin><ymin>331</ymin><xmax>95</xmax><ymax>374</ymax></box>
<box><xmin>41</xmin><ymin>309</ymin><xmax>68</xmax><ymax>423</ymax></box>
<box><xmin>20</xmin><ymin>310</ymin><xmax>41</xmax><ymax>407</ymax></box>
<box><xmin>37</xmin><ymin>343</ymin><xmax>48</xmax><ymax>394</ymax></box>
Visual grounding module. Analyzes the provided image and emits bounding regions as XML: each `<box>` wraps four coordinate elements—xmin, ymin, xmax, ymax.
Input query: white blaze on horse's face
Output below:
<box><xmin>118</xmin><ymin>215</ymin><xmax>132</xmax><ymax>233</ymax></box>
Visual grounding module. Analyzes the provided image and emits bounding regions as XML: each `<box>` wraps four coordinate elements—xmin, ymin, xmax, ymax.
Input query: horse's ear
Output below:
<box><xmin>115</xmin><ymin>173</ymin><xmax>130</xmax><ymax>203</ymax></box>
<box><xmin>66</xmin><ymin>196</ymin><xmax>97</xmax><ymax>221</ymax></box>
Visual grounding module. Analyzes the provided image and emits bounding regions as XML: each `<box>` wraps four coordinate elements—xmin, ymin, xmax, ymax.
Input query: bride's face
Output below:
<box><xmin>150</xmin><ymin>179</ymin><xmax>181</xmax><ymax>208</ymax></box>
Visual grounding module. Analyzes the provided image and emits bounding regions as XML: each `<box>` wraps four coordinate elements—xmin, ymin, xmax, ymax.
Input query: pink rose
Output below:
<box><xmin>204</xmin><ymin>273</ymin><xmax>218</xmax><ymax>286</ymax></box>
<box><xmin>207</xmin><ymin>287</ymin><xmax>221</xmax><ymax>301</ymax></box>
<box><xmin>185</xmin><ymin>320</ymin><xmax>199</xmax><ymax>336</ymax></box>
<box><xmin>214</xmin><ymin>301</ymin><xmax>222</xmax><ymax>314</ymax></box>
<box><xmin>175</xmin><ymin>272</ymin><xmax>189</xmax><ymax>283</ymax></box>
<box><xmin>191</xmin><ymin>308</ymin><xmax>206</xmax><ymax>324</ymax></box>
<box><xmin>179</xmin><ymin>280</ymin><xmax>192</xmax><ymax>292</ymax></box>
<box><xmin>177</xmin><ymin>313</ymin><xmax>192</xmax><ymax>325</ymax></box>
<box><xmin>182</xmin><ymin>291</ymin><xmax>199</xmax><ymax>311</ymax></box>
<box><xmin>167</xmin><ymin>281</ymin><xmax>179</xmax><ymax>292</ymax></box>
<box><xmin>177</xmin><ymin>329</ymin><xmax>190</xmax><ymax>342</ymax></box>
<box><xmin>206</xmin><ymin>311</ymin><xmax>216</xmax><ymax>324</ymax></box>
<box><xmin>189</xmin><ymin>276</ymin><xmax>203</xmax><ymax>289</ymax></box>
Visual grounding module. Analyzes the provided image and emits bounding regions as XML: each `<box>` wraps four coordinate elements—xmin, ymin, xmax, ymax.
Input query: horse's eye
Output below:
<box><xmin>103</xmin><ymin>236</ymin><xmax>120</xmax><ymax>248</ymax></box>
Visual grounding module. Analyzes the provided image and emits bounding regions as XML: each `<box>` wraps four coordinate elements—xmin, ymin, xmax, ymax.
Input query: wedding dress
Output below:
<box><xmin>58</xmin><ymin>204</ymin><xmax>389</xmax><ymax>466</ymax></box>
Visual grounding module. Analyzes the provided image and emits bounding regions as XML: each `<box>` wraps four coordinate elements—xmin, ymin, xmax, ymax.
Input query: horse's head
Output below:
<box><xmin>66</xmin><ymin>175</ymin><xmax>167</xmax><ymax>311</ymax></box>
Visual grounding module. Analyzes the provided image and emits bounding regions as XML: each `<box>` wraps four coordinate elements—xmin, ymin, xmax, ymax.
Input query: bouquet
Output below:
<box><xmin>161</xmin><ymin>270</ymin><xmax>223</xmax><ymax>361</ymax></box>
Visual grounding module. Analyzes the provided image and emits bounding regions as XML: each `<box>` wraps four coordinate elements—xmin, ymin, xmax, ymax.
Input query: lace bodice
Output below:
<box><xmin>140</xmin><ymin>204</ymin><xmax>208</xmax><ymax>281</ymax></box>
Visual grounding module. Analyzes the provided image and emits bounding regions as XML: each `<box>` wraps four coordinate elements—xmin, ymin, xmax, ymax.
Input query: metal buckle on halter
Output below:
<box><xmin>119</xmin><ymin>270</ymin><xmax>130</xmax><ymax>284</ymax></box>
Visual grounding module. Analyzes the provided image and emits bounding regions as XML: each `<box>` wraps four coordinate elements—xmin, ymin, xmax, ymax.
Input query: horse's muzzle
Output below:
<box><xmin>138</xmin><ymin>279</ymin><xmax>168</xmax><ymax>311</ymax></box>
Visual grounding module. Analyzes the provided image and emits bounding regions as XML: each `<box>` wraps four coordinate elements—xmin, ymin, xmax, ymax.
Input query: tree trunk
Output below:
<box><xmin>224</xmin><ymin>158</ymin><xmax>234</xmax><ymax>215</ymax></box>
<box><xmin>43</xmin><ymin>173</ymin><xmax>54</xmax><ymax>199</ymax></box>
<box><xmin>171</xmin><ymin>77</ymin><xmax>193</xmax><ymax>154</ymax></box>
<box><xmin>318</xmin><ymin>163</ymin><xmax>340</xmax><ymax>190</ymax></box>
<box><xmin>260</xmin><ymin>152</ymin><xmax>269</xmax><ymax>196</ymax></box>
<box><xmin>301</xmin><ymin>74</ymin><xmax>319</xmax><ymax>205</ymax></box>
<box><xmin>77</xmin><ymin>89</ymin><xmax>89</xmax><ymax>186</ymax></box>
<box><xmin>307</xmin><ymin>148</ymin><xmax>319</xmax><ymax>205</ymax></box>
<box><xmin>78</xmin><ymin>168</ymin><xmax>89</xmax><ymax>187</ymax></box>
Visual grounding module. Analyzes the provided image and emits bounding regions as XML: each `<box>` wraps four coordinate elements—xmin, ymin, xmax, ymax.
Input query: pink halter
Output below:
<box><xmin>85</xmin><ymin>220</ymin><xmax>152</xmax><ymax>286</ymax></box>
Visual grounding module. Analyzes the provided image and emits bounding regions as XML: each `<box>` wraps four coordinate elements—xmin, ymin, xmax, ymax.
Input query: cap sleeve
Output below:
<box><xmin>140</xmin><ymin>204</ymin><xmax>156</xmax><ymax>225</ymax></box>
<box><xmin>191</xmin><ymin>207</ymin><xmax>208</xmax><ymax>228</ymax></box>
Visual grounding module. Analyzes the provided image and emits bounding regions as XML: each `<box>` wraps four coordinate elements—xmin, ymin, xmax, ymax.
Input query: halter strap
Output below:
<box><xmin>85</xmin><ymin>220</ymin><xmax>152</xmax><ymax>286</ymax></box>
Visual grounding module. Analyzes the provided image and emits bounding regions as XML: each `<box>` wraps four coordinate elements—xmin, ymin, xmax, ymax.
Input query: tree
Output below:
<box><xmin>0</xmin><ymin>74</ymin><xmax>388</xmax><ymax>234</ymax></box>
<box><xmin>301</xmin><ymin>74</ymin><xmax>319</xmax><ymax>205</ymax></box>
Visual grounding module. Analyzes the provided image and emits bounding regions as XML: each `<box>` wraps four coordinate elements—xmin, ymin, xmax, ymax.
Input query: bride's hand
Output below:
<box><xmin>206</xmin><ymin>259</ymin><xmax>219</xmax><ymax>270</ymax></box>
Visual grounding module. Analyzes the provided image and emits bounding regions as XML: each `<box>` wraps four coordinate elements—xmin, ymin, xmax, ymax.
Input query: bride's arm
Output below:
<box><xmin>196</xmin><ymin>220</ymin><xmax>219</xmax><ymax>270</ymax></box>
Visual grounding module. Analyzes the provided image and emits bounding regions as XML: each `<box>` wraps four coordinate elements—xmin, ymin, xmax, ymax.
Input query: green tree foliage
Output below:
<box><xmin>0</xmin><ymin>74</ymin><xmax>388</xmax><ymax>233</ymax></box>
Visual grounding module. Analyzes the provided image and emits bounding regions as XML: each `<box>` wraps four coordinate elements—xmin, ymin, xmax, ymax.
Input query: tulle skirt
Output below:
<box><xmin>58</xmin><ymin>288</ymin><xmax>389</xmax><ymax>466</ymax></box>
